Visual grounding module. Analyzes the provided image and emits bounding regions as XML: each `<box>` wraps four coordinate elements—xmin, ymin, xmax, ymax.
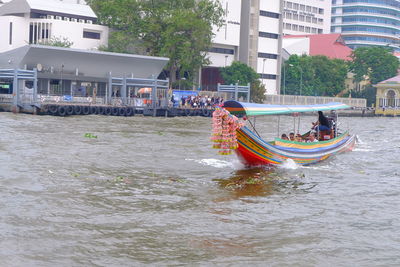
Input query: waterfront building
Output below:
<box><xmin>0</xmin><ymin>0</ymin><xmax>169</xmax><ymax>106</ymax></box>
<box><xmin>331</xmin><ymin>0</ymin><xmax>400</xmax><ymax>50</ymax></box>
<box><xmin>0</xmin><ymin>0</ymin><xmax>108</xmax><ymax>52</ymax></box>
<box><xmin>282</xmin><ymin>0</ymin><xmax>332</xmax><ymax>35</ymax></box>
<box><xmin>375</xmin><ymin>74</ymin><xmax>400</xmax><ymax>115</ymax></box>
<box><xmin>205</xmin><ymin>0</ymin><xmax>283</xmax><ymax>95</ymax></box>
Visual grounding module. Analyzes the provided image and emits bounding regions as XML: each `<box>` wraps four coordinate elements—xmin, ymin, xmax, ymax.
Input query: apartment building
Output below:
<box><xmin>331</xmin><ymin>0</ymin><xmax>400</xmax><ymax>50</ymax></box>
<box><xmin>282</xmin><ymin>0</ymin><xmax>331</xmax><ymax>35</ymax></box>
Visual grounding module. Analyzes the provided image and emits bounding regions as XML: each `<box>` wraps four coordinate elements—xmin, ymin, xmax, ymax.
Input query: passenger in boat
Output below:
<box><xmin>307</xmin><ymin>132</ymin><xmax>318</xmax><ymax>143</ymax></box>
<box><xmin>295</xmin><ymin>133</ymin><xmax>304</xmax><ymax>142</ymax></box>
<box><xmin>312</xmin><ymin>111</ymin><xmax>331</xmax><ymax>131</ymax></box>
<box><xmin>289</xmin><ymin>132</ymin><xmax>295</xmax><ymax>141</ymax></box>
<box><xmin>281</xmin><ymin>133</ymin><xmax>289</xmax><ymax>140</ymax></box>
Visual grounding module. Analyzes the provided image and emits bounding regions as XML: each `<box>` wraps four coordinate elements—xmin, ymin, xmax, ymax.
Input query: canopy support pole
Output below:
<box><xmin>248</xmin><ymin>117</ymin><xmax>261</xmax><ymax>138</ymax></box>
<box><xmin>277</xmin><ymin>116</ymin><xmax>280</xmax><ymax>138</ymax></box>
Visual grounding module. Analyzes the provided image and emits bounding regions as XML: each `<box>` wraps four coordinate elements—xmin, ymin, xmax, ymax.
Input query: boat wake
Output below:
<box><xmin>279</xmin><ymin>159</ymin><xmax>299</xmax><ymax>170</ymax></box>
<box><xmin>187</xmin><ymin>158</ymin><xmax>238</xmax><ymax>169</ymax></box>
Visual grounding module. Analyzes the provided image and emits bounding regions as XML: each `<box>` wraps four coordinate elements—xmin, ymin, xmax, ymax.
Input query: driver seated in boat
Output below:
<box><xmin>312</xmin><ymin>111</ymin><xmax>331</xmax><ymax>131</ymax></box>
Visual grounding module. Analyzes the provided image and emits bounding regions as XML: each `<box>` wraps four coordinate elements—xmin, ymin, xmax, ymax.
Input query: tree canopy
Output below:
<box><xmin>282</xmin><ymin>55</ymin><xmax>348</xmax><ymax>97</ymax></box>
<box><xmin>220</xmin><ymin>61</ymin><xmax>266</xmax><ymax>103</ymax></box>
<box><xmin>349</xmin><ymin>46</ymin><xmax>399</xmax><ymax>85</ymax></box>
<box><xmin>87</xmin><ymin>0</ymin><xmax>224</xmax><ymax>85</ymax></box>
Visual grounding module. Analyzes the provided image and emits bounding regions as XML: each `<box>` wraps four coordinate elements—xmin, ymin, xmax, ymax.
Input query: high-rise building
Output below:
<box><xmin>205</xmin><ymin>0</ymin><xmax>283</xmax><ymax>95</ymax></box>
<box><xmin>282</xmin><ymin>0</ymin><xmax>332</xmax><ymax>35</ymax></box>
<box><xmin>331</xmin><ymin>0</ymin><xmax>400</xmax><ymax>50</ymax></box>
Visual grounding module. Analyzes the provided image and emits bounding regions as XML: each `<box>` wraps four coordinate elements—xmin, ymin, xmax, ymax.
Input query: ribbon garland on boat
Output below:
<box><xmin>211</xmin><ymin>108</ymin><xmax>244</xmax><ymax>155</ymax></box>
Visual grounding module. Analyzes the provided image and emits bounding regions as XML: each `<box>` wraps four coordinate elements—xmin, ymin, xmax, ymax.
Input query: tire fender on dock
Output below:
<box><xmin>104</xmin><ymin>107</ymin><xmax>112</xmax><ymax>116</ymax></box>
<box><xmin>49</xmin><ymin>105</ymin><xmax>58</xmax><ymax>115</ymax></box>
<box><xmin>125</xmin><ymin>107</ymin><xmax>135</xmax><ymax>116</ymax></box>
<box><xmin>98</xmin><ymin>106</ymin><xmax>105</xmax><ymax>115</ymax></box>
<box><xmin>57</xmin><ymin>106</ymin><xmax>67</xmax><ymax>116</ymax></box>
<box><xmin>112</xmin><ymin>107</ymin><xmax>119</xmax><ymax>116</ymax></box>
<box><xmin>66</xmin><ymin>105</ymin><xmax>74</xmax><ymax>116</ymax></box>
<box><xmin>82</xmin><ymin>106</ymin><xmax>90</xmax><ymax>115</ymax></box>
<box><xmin>73</xmin><ymin>105</ymin><xmax>82</xmax><ymax>115</ymax></box>
<box><xmin>119</xmin><ymin>107</ymin><xmax>127</xmax><ymax>116</ymax></box>
<box><xmin>89</xmin><ymin>106</ymin><xmax>97</xmax><ymax>114</ymax></box>
<box><xmin>201</xmin><ymin>109</ymin><xmax>210</xmax><ymax>117</ymax></box>
<box><xmin>184</xmin><ymin>109</ymin><xmax>192</xmax><ymax>116</ymax></box>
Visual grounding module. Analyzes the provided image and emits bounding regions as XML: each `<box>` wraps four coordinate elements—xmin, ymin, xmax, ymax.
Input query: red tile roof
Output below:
<box><xmin>284</xmin><ymin>34</ymin><xmax>353</xmax><ymax>61</ymax></box>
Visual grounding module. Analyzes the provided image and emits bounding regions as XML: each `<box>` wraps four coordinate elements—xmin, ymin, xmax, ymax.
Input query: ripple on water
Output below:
<box><xmin>0</xmin><ymin>114</ymin><xmax>400</xmax><ymax>265</ymax></box>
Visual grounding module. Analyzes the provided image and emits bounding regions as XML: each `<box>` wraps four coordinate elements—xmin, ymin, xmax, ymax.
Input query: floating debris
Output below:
<box><xmin>84</xmin><ymin>133</ymin><xmax>97</xmax><ymax>138</ymax></box>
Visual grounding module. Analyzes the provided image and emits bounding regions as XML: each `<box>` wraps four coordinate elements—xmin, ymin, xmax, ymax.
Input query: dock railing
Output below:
<box><xmin>265</xmin><ymin>94</ymin><xmax>366</xmax><ymax>108</ymax></box>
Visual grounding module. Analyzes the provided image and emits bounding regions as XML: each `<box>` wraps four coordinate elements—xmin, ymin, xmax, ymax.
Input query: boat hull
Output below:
<box><xmin>236</xmin><ymin>126</ymin><xmax>356</xmax><ymax>166</ymax></box>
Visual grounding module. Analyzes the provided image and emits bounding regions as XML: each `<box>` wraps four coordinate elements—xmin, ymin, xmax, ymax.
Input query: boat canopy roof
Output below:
<box><xmin>222</xmin><ymin>101</ymin><xmax>350</xmax><ymax>116</ymax></box>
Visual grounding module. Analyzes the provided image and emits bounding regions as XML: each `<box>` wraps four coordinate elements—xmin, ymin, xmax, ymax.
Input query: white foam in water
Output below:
<box><xmin>186</xmin><ymin>158</ymin><xmax>233</xmax><ymax>168</ymax></box>
<box><xmin>279</xmin><ymin>158</ymin><xmax>299</xmax><ymax>170</ymax></box>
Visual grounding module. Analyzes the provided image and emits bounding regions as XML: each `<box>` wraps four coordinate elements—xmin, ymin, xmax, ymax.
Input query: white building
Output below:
<box><xmin>205</xmin><ymin>0</ymin><xmax>283</xmax><ymax>95</ymax></box>
<box><xmin>0</xmin><ymin>0</ymin><xmax>108</xmax><ymax>53</ymax></box>
<box><xmin>282</xmin><ymin>0</ymin><xmax>331</xmax><ymax>35</ymax></box>
<box><xmin>0</xmin><ymin>0</ymin><xmax>168</xmax><ymax>106</ymax></box>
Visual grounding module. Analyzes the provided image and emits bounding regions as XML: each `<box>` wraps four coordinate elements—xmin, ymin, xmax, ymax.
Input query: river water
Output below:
<box><xmin>0</xmin><ymin>113</ymin><xmax>399</xmax><ymax>266</ymax></box>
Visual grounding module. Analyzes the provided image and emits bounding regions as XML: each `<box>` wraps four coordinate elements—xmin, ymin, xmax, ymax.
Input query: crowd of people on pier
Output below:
<box><xmin>172</xmin><ymin>95</ymin><xmax>224</xmax><ymax>109</ymax></box>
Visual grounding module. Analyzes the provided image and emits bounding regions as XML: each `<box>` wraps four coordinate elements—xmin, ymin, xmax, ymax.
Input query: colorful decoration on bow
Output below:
<box><xmin>211</xmin><ymin>108</ymin><xmax>244</xmax><ymax>155</ymax></box>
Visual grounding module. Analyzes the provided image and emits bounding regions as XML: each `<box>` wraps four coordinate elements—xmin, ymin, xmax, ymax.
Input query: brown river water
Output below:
<box><xmin>0</xmin><ymin>113</ymin><xmax>399</xmax><ymax>266</ymax></box>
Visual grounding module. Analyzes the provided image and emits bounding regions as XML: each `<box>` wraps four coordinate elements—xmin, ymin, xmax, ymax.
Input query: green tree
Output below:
<box><xmin>38</xmin><ymin>36</ymin><xmax>74</xmax><ymax>48</ymax></box>
<box><xmin>220</xmin><ymin>61</ymin><xmax>266</xmax><ymax>103</ymax></box>
<box><xmin>87</xmin><ymin>0</ymin><xmax>224</xmax><ymax>85</ymax></box>
<box><xmin>282</xmin><ymin>54</ymin><xmax>348</xmax><ymax>96</ymax></box>
<box><xmin>349</xmin><ymin>46</ymin><xmax>399</xmax><ymax>84</ymax></box>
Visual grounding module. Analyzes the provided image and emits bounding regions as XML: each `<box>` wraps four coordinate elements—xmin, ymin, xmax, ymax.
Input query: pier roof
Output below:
<box><xmin>0</xmin><ymin>45</ymin><xmax>169</xmax><ymax>80</ymax></box>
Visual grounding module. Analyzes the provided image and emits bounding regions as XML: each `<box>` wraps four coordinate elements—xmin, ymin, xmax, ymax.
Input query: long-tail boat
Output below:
<box><xmin>211</xmin><ymin>101</ymin><xmax>356</xmax><ymax>166</ymax></box>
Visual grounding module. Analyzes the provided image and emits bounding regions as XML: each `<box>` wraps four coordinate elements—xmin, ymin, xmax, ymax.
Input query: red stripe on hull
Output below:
<box><xmin>236</xmin><ymin>144</ymin><xmax>276</xmax><ymax>166</ymax></box>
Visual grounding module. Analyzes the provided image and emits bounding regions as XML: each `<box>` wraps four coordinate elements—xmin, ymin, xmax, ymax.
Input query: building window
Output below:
<box><xmin>286</xmin><ymin>12</ymin><xmax>292</xmax><ymax>19</ymax></box>
<box><xmin>299</xmin><ymin>25</ymin><xmax>305</xmax><ymax>32</ymax></box>
<box><xmin>259</xmin><ymin>73</ymin><xmax>277</xmax><ymax>80</ymax></box>
<box><xmin>305</xmin><ymin>27</ymin><xmax>311</xmax><ymax>33</ymax></box>
<box><xmin>306</xmin><ymin>6</ymin><xmax>311</xmax><ymax>12</ymax></box>
<box><xmin>9</xmin><ymin>22</ymin><xmax>12</xmax><ymax>45</ymax></box>
<box><xmin>300</xmin><ymin>5</ymin><xmax>305</xmax><ymax>11</ymax></box>
<box><xmin>318</xmin><ymin>29</ymin><xmax>323</xmax><ymax>34</ymax></box>
<box><xmin>299</xmin><ymin>15</ymin><xmax>305</xmax><ymax>21</ymax></box>
<box><xmin>209</xmin><ymin>47</ymin><xmax>234</xmax><ymax>55</ymax></box>
<box><xmin>293</xmin><ymin>14</ymin><xmax>298</xmax><ymax>20</ymax></box>
<box><xmin>285</xmin><ymin>23</ymin><xmax>292</xmax><ymax>30</ymax></box>
<box><xmin>319</xmin><ymin>8</ymin><xmax>324</xmax><ymax>15</ymax></box>
<box><xmin>292</xmin><ymin>24</ymin><xmax>298</xmax><ymax>31</ymax></box>
<box><xmin>260</xmin><ymin>10</ymin><xmax>280</xmax><ymax>18</ymax></box>
<box><xmin>258</xmin><ymin>53</ymin><xmax>278</xmax><ymax>59</ymax></box>
<box><xmin>83</xmin><ymin>30</ymin><xmax>101</xmax><ymax>39</ymax></box>
<box><xmin>259</xmin><ymin>31</ymin><xmax>279</xmax><ymax>39</ymax></box>
<box><xmin>306</xmin><ymin>16</ymin><xmax>311</xmax><ymax>22</ymax></box>
<box><xmin>286</xmin><ymin>1</ymin><xmax>292</xmax><ymax>8</ymax></box>
<box><xmin>293</xmin><ymin>3</ymin><xmax>299</xmax><ymax>10</ymax></box>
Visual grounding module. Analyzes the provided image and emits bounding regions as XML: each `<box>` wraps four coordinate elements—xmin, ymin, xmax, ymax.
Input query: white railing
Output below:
<box><xmin>265</xmin><ymin>94</ymin><xmax>366</xmax><ymax>107</ymax></box>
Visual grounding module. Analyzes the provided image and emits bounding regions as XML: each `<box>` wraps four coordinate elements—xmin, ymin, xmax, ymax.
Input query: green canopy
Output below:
<box><xmin>222</xmin><ymin>101</ymin><xmax>350</xmax><ymax>117</ymax></box>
